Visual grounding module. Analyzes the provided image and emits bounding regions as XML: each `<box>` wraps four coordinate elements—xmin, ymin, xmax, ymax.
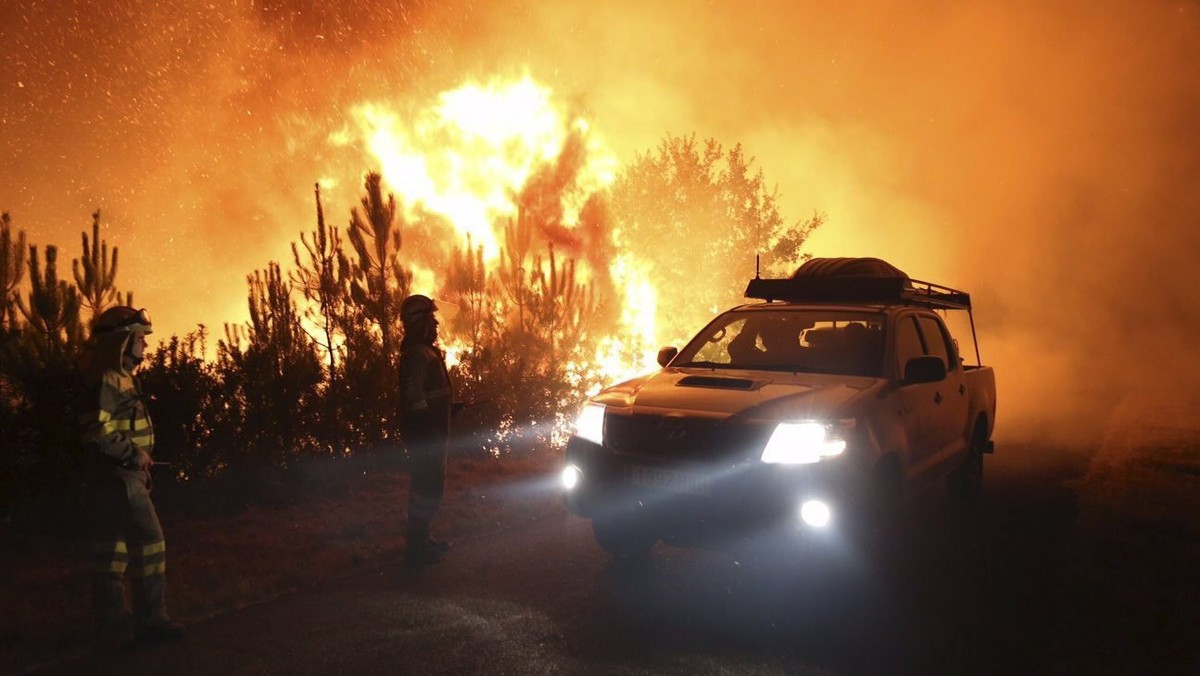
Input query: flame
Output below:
<box><xmin>408</xmin><ymin>264</ymin><xmax>438</xmax><ymax>297</ymax></box>
<box><xmin>334</xmin><ymin>74</ymin><xmax>661</xmax><ymax>405</ymax></box>
<box><xmin>441</xmin><ymin>338</ymin><xmax>467</xmax><ymax>369</ymax></box>
<box><xmin>591</xmin><ymin>254</ymin><xmax>660</xmax><ymax>391</ymax></box>
<box><xmin>345</xmin><ymin>75</ymin><xmax>616</xmax><ymax>261</ymax></box>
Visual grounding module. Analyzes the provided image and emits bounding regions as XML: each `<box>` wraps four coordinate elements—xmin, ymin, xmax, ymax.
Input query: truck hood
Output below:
<box><xmin>591</xmin><ymin>367</ymin><xmax>883</xmax><ymax>422</ymax></box>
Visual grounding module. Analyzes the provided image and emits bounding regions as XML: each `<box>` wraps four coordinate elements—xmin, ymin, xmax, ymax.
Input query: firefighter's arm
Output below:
<box><xmin>79</xmin><ymin>371</ymin><xmax>141</xmax><ymax>467</ymax></box>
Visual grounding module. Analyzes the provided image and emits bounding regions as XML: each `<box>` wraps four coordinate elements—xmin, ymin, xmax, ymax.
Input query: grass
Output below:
<box><xmin>0</xmin><ymin>450</ymin><xmax>564</xmax><ymax>674</ymax></box>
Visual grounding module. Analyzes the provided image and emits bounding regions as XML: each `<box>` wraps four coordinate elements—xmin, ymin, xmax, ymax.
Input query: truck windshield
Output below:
<box><xmin>675</xmin><ymin>309</ymin><xmax>886</xmax><ymax>377</ymax></box>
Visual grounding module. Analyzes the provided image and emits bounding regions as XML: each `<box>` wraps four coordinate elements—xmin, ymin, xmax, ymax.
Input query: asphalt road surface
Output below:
<box><xmin>44</xmin><ymin>443</ymin><xmax>1135</xmax><ymax>675</ymax></box>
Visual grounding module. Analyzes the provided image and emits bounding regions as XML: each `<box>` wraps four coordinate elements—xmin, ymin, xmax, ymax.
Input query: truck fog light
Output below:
<box><xmin>800</xmin><ymin>500</ymin><xmax>831</xmax><ymax>528</ymax></box>
<box><xmin>561</xmin><ymin>465</ymin><xmax>582</xmax><ymax>490</ymax></box>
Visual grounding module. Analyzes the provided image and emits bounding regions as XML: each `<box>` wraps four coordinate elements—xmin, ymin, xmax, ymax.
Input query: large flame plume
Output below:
<box><xmin>335</xmin><ymin>75</ymin><xmax>659</xmax><ymax>384</ymax></box>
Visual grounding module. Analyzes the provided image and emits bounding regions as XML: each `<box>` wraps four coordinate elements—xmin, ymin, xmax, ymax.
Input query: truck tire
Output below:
<box><xmin>592</xmin><ymin>517</ymin><xmax>656</xmax><ymax>563</ymax></box>
<box><xmin>851</xmin><ymin>457</ymin><xmax>903</xmax><ymax>559</ymax></box>
<box><xmin>950</xmin><ymin>424</ymin><xmax>986</xmax><ymax>504</ymax></box>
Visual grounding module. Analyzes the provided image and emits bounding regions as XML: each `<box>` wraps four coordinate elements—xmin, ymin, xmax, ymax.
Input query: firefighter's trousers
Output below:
<box><xmin>91</xmin><ymin>469</ymin><xmax>170</xmax><ymax>629</ymax></box>
<box><xmin>406</xmin><ymin>433</ymin><xmax>448</xmax><ymax>544</ymax></box>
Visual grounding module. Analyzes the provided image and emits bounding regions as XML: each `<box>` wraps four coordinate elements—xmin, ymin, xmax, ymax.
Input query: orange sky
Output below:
<box><xmin>3</xmin><ymin>0</ymin><xmax>1199</xmax><ymax>441</ymax></box>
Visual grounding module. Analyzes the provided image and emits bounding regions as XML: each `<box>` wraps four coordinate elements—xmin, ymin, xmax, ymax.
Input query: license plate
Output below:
<box><xmin>627</xmin><ymin>465</ymin><xmax>712</xmax><ymax>497</ymax></box>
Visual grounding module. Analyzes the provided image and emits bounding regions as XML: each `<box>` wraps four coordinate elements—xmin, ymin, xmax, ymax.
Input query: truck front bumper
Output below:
<box><xmin>563</xmin><ymin>436</ymin><xmax>870</xmax><ymax>545</ymax></box>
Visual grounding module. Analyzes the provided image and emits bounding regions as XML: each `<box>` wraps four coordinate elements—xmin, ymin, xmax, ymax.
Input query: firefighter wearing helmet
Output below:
<box><xmin>79</xmin><ymin>306</ymin><xmax>185</xmax><ymax>643</ymax></box>
<box><xmin>398</xmin><ymin>294</ymin><xmax>455</xmax><ymax>565</ymax></box>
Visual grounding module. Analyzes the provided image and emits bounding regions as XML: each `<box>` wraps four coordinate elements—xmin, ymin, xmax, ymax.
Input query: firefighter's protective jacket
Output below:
<box><xmin>79</xmin><ymin>327</ymin><xmax>155</xmax><ymax>474</ymax></box>
<box><xmin>399</xmin><ymin>341</ymin><xmax>453</xmax><ymax>439</ymax></box>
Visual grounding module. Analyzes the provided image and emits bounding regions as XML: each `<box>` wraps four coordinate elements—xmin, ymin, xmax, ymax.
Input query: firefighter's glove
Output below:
<box><xmin>129</xmin><ymin>450</ymin><xmax>153</xmax><ymax>471</ymax></box>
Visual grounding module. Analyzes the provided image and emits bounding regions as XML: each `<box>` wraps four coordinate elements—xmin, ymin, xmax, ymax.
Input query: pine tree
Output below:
<box><xmin>290</xmin><ymin>183</ymin><xmax>354</xmax><ymax>453</ymax></box>
<box><xmin>499</xmin><ymin>211</ymin><xmax>534</xmax><ymax>336</ymax></box>
<box><xmin>291</xmin><ymin>183</ymin><xmax>348</xmax><ymax>379</ymax></box>
<box><xmin>0</xmin><ymin>212</ymin><xmax>26</xmax><ymax>331</ymax></box>
<box><xmin>72</xmin><ymin>210</ymin><xmax>123</xmax><ymax>324</ymax></box>
<box><xmin>219</xmin><ymin>262</ymin><xmax>323</xmax><ymax>467</ymax></box>
<box><xmin>529</xmin><ymin>244</ymin><xmax>595</xmax><ymax>364</ymax></box>
<box><xmin>346</xmin><ymin>172</ymin><xmax>412</xmax><ymax>365</ymax></box>
<box><xmin>16</xmin><ymin>244</ymin><xmax>83</xmax><ymax>359</ymax></box>
<box><xmin>444</xmin><ymin>235</ymin><xmax>492</xmax><ymax>352</ymax></box>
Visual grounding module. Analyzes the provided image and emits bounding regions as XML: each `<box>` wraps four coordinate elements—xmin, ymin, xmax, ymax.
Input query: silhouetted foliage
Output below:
<box><xmin>217</xmin><ymin>263</ymin><xmax>324</xmax><ymax>470</ymax></box>
<box><xmin>1</xmin><ymin>242</ymin><xmax>86</xmax><ymax>518</ymax></box>
<box><xmin>138</xmin><ymin>328</ymin><xmax>222</xmax><ymax>479</ymax></box>
<box><xmin>0</xmin><ymin>214</ymin><xmax>26</xmax><ymax>486</ymax></box>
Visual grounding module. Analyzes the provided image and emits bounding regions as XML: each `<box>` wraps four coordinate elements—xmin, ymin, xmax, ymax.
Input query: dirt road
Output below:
<box><xmin>40</xmin><ymin>438</ymin><xmax>1192</xmax><ymax>675</ymax></box>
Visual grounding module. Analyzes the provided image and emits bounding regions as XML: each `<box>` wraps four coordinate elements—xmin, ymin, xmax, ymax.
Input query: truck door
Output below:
<box><xmin>916</xmin><ymin>314</ymin><xmax>970</xmax><ymax>474</ymax></box>
<box><xmin>893</xmin><ymin>315</ymin><xmax>940</xmax><ymax>481</ymax></box>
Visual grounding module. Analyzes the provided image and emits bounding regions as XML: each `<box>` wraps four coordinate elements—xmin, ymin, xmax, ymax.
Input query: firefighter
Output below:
<box><xmin>398</xmin><ymin>294</ymin><xmax>454</xmax><ymax>566</ymax></box>
<box><xmin>79</xmin><ymin>306</ymin><xmax>185</xmax><ymax>643</ymax></box>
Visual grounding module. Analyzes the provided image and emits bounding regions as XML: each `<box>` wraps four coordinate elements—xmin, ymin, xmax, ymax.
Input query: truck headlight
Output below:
<box><xmin>799</xmin><ymin>499</ymin><xmax>832</xmax><ymax>527</ymax></box>
<box><xmin>573</xmin><ymin>404</ymin><xmax>605</xmax><ymax>445</ymax></box>
<box><xmin>561</xmin><ymin>465</ymin><xmax>583</xmax><ymax>490</ymax></box>
<box><xmin>761</xmin><ymin>420</ymin><xmax>852</xmax><ymax>464</ymax></box>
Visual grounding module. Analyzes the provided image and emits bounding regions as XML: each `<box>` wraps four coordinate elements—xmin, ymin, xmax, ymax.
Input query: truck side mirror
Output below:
<box><xmin>657</xmin><ymin>346</ymin><xmax>679</xmax><ymax>368</ymax></box>
<box><xmin>903</xmin><ymin>355</ymin><xmax>946</xmax><ymax>385</ymax></box>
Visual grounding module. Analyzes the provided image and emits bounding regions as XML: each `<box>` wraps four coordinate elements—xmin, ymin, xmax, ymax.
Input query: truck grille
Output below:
<box><xmin>604</xmin><ymin>413</ymin><xmax>772</xmax><ymax>462</ymax></box>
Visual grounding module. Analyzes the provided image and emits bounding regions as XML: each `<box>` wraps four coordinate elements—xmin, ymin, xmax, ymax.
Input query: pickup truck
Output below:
<box><xmin>562</xmin><ymin>257</ymin><xmax>997</xmax><ymax>560</ymax></box>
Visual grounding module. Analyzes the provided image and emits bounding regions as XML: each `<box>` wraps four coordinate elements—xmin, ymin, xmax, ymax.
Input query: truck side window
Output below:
<box><xmin>918</xmin><ymin>316</ymin><xmax>954</xmax><ymax>370</ymax></box>
<box><xmin>894</xmin><ymin>317</ymin><xmax>924</xmax><ymax>377</ymax></box>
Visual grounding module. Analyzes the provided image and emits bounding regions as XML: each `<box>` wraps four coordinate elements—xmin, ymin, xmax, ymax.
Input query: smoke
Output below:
<box><xmin>4</xmin><ymin>0</ymin><xmax>1199</xmax><ymax>444</ymax></box>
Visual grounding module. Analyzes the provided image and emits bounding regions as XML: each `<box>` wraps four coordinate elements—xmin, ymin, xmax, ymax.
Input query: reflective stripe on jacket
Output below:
<box><xmin>79</xmin><ymin>368</ymin><xmax>154</xmax><ymax>468</ymax></box>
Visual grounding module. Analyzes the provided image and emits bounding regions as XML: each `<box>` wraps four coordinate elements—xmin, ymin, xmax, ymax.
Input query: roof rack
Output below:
<box><xmin>744</xmin><ymin>276</ymin><xmax>972</xmax><ymax>310</ymax></box>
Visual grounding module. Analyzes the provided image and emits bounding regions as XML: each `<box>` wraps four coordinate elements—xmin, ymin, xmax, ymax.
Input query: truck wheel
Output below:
<box><xmin>851</xmin><ymin>458</ymin><xmax>903</xmax><ymax>558</ymax></box>
<box><xmin>869</xmin><ymin>460</ymin><xmax>904</xmax><ymax>549</ymax></box>
<box><xmin>950</xmin><ymin>427</ymin><xmax>986</xmax><ymax>504</ymax></box>
<box><xmin>592</xmin><ymin>517</ymin><xmax>656</xmax><ymax>563</ymax></box>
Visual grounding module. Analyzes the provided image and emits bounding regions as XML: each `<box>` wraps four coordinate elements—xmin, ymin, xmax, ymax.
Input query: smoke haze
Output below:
<box><xmin>3</xmin><ymin>0</ymin><xmax>1199</xmax><ymax>443</ymax></box>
